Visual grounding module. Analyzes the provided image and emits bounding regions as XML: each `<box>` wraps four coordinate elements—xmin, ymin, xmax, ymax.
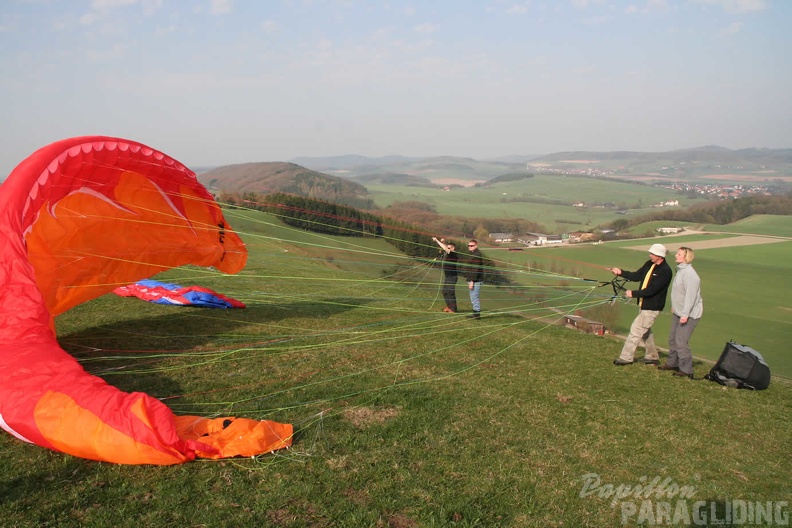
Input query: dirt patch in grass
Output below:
<box><xmin>385</xmin><ymin>513</ymin><xmax>419</xmax><ymax>528</ymax></box>
<box><xmin>343</xmin><ymin>406</ymin><xmax>401</xmax><ymax>429</ymax></box>
<box><xmin>625</xmin><ymin>235</ymin><xmax>787</xmax><ymax>251</ymax></box>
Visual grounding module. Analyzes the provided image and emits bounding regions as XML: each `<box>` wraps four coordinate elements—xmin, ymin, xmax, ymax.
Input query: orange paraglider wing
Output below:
<box><xmin>0</xmin><ymin>136</ymin><xmax>292</xmax><ymax>464</ymax></box>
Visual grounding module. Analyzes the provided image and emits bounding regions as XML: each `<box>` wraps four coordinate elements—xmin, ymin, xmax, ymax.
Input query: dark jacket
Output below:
<box><xmin>621</xmin><ymin>259</ymin><xmax>672</xmax><ymax>311</ymax></box>
<box><xmin>464</xmin><ymin>249</ymin><xmax>484</xmax><ymax>282</ymax></box>
<box><xmin>442</xmin><ymin>251</ymin><xmax>458</xmax><ymax>278</ymax></box>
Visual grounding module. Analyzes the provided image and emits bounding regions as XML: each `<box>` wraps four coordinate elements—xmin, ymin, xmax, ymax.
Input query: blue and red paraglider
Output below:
<box><xmin>114</xmin><ymin>279</ymin><xmax>246</xmax><ymax>308</ymax></box>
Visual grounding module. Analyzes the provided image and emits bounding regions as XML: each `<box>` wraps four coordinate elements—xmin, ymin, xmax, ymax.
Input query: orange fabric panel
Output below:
<box><xmin>174</xmin><ymin>416</ymin><xmax>293</xmax><ymax>459</ymax></box>
<box><xmin>35</xmin><ymin>391</ymin><xmax>192</xmax><ymax>465</ymax></box>
<box><xmin>24</xmin><ymin>166</ymin><xmax>246</xmax><ymax>316</ymax></box>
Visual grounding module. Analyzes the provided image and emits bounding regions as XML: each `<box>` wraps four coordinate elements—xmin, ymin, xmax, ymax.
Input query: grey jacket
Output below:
<box><xmin>671</xmin><ymin>263</ymin><xmax>703</xmax><ymax>319</ymax></box>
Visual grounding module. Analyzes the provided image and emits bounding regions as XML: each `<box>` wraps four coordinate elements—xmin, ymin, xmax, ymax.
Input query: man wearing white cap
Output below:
<box><xmin>609</xmin><ymin>243</ymin><xmax>672</xmax><ymax>366</ymax></box>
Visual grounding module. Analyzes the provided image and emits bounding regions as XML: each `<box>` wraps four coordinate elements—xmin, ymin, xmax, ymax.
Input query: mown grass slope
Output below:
<box><xmin>490</xmin><ymin>235</ymin><xmax>792</xmax><ymax>378</ymax></box>
<box><xmin>2</xmin><ymin>209</ymin><xmax>789</xmax><ymax>528</ymax></box>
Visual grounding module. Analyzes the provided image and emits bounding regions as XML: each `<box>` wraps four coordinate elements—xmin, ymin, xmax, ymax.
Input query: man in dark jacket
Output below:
<box><xmin>464</xmin><ymin>239</ymin><xmax>484</xmax><ymax>318</ymax></box>
<box><xmin>432</xmin><ymin>237</ymin><xmax>458</xmax><ymax>313</ymax></box>
<box><xmin>609</xmin><ymin>243</ymin><xmax>672</xmax><ymax>365</ymax></box>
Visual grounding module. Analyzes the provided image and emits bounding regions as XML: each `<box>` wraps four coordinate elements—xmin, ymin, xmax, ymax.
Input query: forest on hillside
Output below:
<box><xmin>217</xmin><ymin>192</ymin><xmax>507</xmax><ymax>284</ymax></box>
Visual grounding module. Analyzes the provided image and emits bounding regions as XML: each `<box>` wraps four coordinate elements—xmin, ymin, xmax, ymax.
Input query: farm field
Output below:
<box><xmin>704</xmin><ymin>214</ymin><xmax>792</xmax><ymax>238</ymax></box>
<box><xmin>364</xmin><ymin>175</ymin><xmax>707</xmax><ymax>233</ymax></box>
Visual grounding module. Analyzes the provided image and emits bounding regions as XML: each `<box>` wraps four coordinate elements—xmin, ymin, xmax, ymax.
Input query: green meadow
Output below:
<box><xmin>624</xmin><ymin>220</ymin><xmax>701</xmax><ymax>236</ymax></box>
<box><xmin>365</xmin><ymin>175</ymin><xmax>790</xmax><ymax>376</ymax></box>
<box><xmin>490</xmin><ymin>236</ymin><xmax>792</xmax><ymax>379</ymax></box>
<box><xmin>364</xmin><ymin>175</ymin><xmax>708</xmax><ymax>233</ymax></box>
<box><xmin>2</xmin><ymin>209</ymin><xmax>790</xmax><ymax>527</ymax></box>
<box><xmin>704</xmin><ymin>214</ymin><xmax>792</xmax><ymax>237</ymax></box>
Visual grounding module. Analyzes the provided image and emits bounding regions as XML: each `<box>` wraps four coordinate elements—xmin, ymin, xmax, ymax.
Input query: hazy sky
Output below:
<box><xmin>1</xmin><ymin>0</ymin><xmax>789</xmax><ymax>176</ymax></box>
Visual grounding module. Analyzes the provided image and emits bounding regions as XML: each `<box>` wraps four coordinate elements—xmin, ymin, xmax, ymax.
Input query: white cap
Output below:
<box><xmin>648</xmin><ymin>243</ymin><xmax>667</xmax><ymax>258</ymax></box>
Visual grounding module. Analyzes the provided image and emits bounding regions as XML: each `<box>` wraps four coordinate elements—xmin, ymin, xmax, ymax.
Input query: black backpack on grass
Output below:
<box><xmin>704</xmin><ymin>341</ymin><xmax>771</xmax><ymax>390</ymax></box>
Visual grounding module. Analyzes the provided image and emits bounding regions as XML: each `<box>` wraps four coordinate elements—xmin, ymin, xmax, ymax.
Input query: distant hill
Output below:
<box><xmin>194</xmin><ymin>147</ymin><xmax>792</xmax><ymax>210</ymax></box>
<box><xmin>293</xmin><ymin>154</ymin><xmax>525</xmax><ymax>183</ymax></box>
<box><xmin>289</xmin><ymin>155</ymin><xmax>420</xmax><ymax>170</ymax></box>
<box><xmin>483</xmin><ymin>154</ymin><xmax>542</xmax><ymax>164</ymax></box>
<box><xmin>352</xmin><ymin>172</ymin><xmax>434</xmax><ymax>187</ymax></box>
<box><xmin>525</xmin><ymin>146</ymin><xmax>792</xmax><ymax>186</ymax></box>
<box><xmin>197</xmin><ymin>162</ymin><xmax>374</xmax><ymax>209</ymax></box>
<box><xmin>531</xmin><ymin>147</ymin><xmax>792</xmax><ymax>168</ymax></box>
<box><xmin>292</xmin><ymin>148</ymin><xmax>792</xmax><ymax>172</ymax></box>
<box><xmin>290</xmin><ymin>147</ymin><xmax>792</xmax><ymax>186</ymax></box>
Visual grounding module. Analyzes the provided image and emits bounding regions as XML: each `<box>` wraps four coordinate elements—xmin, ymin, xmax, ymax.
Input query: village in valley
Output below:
<box><xmin>529</xmin><ymin>160</ymin><xmax>787</xmax><ymax>200</ymax></box>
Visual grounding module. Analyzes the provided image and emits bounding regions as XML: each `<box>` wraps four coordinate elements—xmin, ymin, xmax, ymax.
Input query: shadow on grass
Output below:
<box><xmin>0</xmin><ymin>454</ymin><xmax>88</xmax><ymax>508</ymax></box>
<box><xmin>55</xmin><ymin>297</ymin><xmax>376</xmax><ymax>395</ymax></box>
<box><xmin>60</xmin><ymin>296</ymin><xmax>376</xmax><ymax>352</ymax></box>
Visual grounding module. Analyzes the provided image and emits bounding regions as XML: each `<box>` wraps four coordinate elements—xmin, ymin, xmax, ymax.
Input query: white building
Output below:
<box><xmin>489</xmin><ymin>233</ymin><xmax>514</xmax><ymax>243</ymax></box>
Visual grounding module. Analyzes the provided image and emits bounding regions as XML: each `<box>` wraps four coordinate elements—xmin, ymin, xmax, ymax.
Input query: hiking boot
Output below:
<box><xmin>673</xmin><ymin>371</ymin><xmax>694</xmax><ymax>379</ymax></box>
<box><xmin>636</xmin><ymin>358</ymin><xmax>659</xmax><ymax>365</ymax></box>
<box><xmin>613</xmin><ymin>358</ymin><xmax>633</xmax><ymax>366</ymax></box>
<box><xmin>657</xmin><ymin>364</ymin><xmax>679</xmax><ymax>371</ymax></box>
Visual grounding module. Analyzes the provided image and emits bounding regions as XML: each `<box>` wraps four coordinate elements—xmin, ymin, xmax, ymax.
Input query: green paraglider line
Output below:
<box><xmin>57</xmin><ymin>200</ymin><xmax>619</xmax><ymax>466</ymax></box>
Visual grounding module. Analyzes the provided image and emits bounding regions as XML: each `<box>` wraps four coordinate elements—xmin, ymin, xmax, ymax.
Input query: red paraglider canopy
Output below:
<box><xmin>0</xmin><ymin>136</ymin><xmax>292</xmax><ymax>464</ymax></box>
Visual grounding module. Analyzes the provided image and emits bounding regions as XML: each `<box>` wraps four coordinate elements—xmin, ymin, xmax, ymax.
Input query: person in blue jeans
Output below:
<box><xmin>463</xmin><ymin>239</ymin><xmax>484</xmax><ymax>318</ymax></box>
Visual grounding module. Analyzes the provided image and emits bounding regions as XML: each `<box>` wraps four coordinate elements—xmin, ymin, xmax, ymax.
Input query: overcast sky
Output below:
<box><xmin>1</xmin><ymin>0</ymin><xmax>789</xmax><ymax>176</ymax></box>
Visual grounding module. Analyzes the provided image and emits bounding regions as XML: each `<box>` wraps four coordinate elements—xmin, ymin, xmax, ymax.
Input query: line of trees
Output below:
<box><xmin>263</xmin><ymin>193</ymin><xmax>383</xmax><ymax>238</ymax></box>
<box><xmin>216</xmin><ymin>191</ymin><xmax>507</xmax><ymax>285</ymax></box>
<box><xmin>482</xmin><ymin>173</ymin><xmax>536</xmax><ymax>185</ymax></box>
<box><xmin>605</xmin><ymin>192</ymin><xmax>792</xmax><ymax>231</ymax></box>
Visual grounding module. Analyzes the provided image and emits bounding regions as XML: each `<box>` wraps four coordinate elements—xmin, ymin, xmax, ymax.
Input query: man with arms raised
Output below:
<box><xmin>610</xmin><ymin>244</ymin><xmax>672</xmax><ymax>366</ymax></box>
<box><xmin>432</xmin><ymin>237</ymin><xmax>459</xmax><ymax>313</ymax></box>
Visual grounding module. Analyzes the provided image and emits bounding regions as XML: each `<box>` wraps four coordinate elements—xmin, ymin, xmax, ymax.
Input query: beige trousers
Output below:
<box><xmin>618</xmin><ymin>310</ymin><xmax>660</xmax><ymax>362</ymax></box>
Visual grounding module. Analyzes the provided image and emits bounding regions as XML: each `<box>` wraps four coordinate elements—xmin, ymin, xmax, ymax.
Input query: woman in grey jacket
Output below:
<box><xmin>659</xmin><ymin>247</ymin><xmax>703</xmax><ymax>378</ymax></box>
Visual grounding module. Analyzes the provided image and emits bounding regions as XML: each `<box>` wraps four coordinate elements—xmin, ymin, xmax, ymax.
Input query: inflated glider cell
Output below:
<box><xmin>0</xmin><ymin>136</ymin><xmax>291</xmax><ymax>464</ymax></box>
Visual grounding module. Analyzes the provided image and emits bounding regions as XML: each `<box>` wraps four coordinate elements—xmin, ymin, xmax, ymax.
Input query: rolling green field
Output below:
<box><xmin>624</xmin><ymin>220</ymin><xmax>702</xmax><ymax>236</ymax></box>
<box><xmin>366</xmin><ymin>176</ymin><xmax>792</xmax><ymax>377</ymax></box>
<box><xmin>2</xmin><ymin>209</ymin><xmax>790</xmax><ymax>527</ymax></box>
<box><xmin>704</xmin><ymin>214</ymin><xmax>792</xmax><ymax>237</ymax></box>
<box><xmin>488</xmin><ymin>236</ymin><xmax>792</xmax><ymax>379</ymax></box>
<box><xmin>365</xmin><ymin>176</ymin><xmax>708</xmax><ymax>233</ymax></box>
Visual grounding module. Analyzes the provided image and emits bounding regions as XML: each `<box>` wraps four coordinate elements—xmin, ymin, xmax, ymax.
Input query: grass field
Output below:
<box><xmin>488</xmin><ymin>235</ymin><xmax>792</xmax><ymax>379</ymax></box>
<box><xmin>624</xmin><ymin>220</ymin><xmax>699</xmax><ymax>236</ymax></box>
<box><xmin>704</xmin><ymin>214</ymin><xmax>792</xmax><ymax>238</ymax></box>
<box><xmin>364</xmin><ymin>176</ymin><xmax>708</xmax><ymax>233</ymax></box>
<box><xmin>2</xmin><ymin>209</ymin><xmax>790</xmax><ymax>527</ymax></box>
